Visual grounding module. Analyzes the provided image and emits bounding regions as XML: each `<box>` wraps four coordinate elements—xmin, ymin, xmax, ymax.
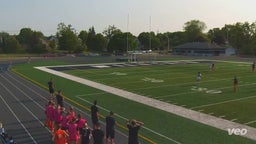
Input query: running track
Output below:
<box><xmin>0</xmin><ymin>63</ymin><xmax>128</xmax><ymax>144</ymax></box>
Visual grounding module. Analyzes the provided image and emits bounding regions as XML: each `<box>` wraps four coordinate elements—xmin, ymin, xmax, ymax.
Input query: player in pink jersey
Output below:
<box><xmin>77</xmin><ymin>113</ymin><xmax>86</xmax><ymax>132</ymax></box>
<box><xmin>68</xmin><ymin>118</ymin><xmax>79</xmax><ymax>144</ymax></box>
<box><xmin>69</xmin><ymin>107</ymin><xmax>76</xmax><ymax>122</ymax></box>
<box><xmin>49</xmin><ymin>102</ymin><xmax>56</xmax><ymax>132</ymax></box>
<box><xmin>61</xmin><ymin>111</ymin><xmax>70</xmax><ymax>130</ymax></box>
<box><xmin>45</xmin><ymin>101</ymin><xmax>52</xmax><ymax>127</ymax></box>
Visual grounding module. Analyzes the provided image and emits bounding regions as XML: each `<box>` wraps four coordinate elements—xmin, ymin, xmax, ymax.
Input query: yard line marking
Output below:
<box><xmin>75</xmin><ymin>92</ymin><xmax>107</xmax><ymax>97</ymax></box>
<box><xmin>219</xmin><ymin>115</ymin><xmax>226</xmax><ymax>118</ymax></box>
<box><xmin>181</xmin><ymin>105</ymin><xmax>186</xmax><ymax>107</ymax></box>
<box><xmin>76</xmin><ymin>95</ymin><xmax>181</xmax><ymax>144</ymax></box>
<box><xmin>245</xmin><ymin>120</ymin><xmax>256</xmax><ymax>125</ymax></box>
<box><xmin>0</xmin><ymin>93</ymin><xmax>37</xmax><ymax>143</ymax></box>
<box><xmin>231</xmin><ymin>119</ymin><xmax>237</xmax><ymax>122</ymax></box>
<box><xmin>198</xmin><ymin>109</ymin><xmax>204</xmax><ymax>112</ymax></box>
<box><xmin>154</xmin><ymin>81</ymin><xmax>256</xmax><ymax>99</ymax></box>
<box><xmin>191</xmin><ymin>94</ymin><xmax>256</xmax><ymax>109</ymax></box>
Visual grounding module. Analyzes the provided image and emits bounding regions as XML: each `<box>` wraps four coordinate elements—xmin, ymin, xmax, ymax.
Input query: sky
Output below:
<box><xmin>1</xmin><ymin>0</ymin><xmax>256</xmax><ymax>36</ymax></box>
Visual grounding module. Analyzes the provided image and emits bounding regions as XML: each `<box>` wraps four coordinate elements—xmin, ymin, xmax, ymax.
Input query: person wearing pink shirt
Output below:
<box><xmin>77</xmin><ymin>113</ymin><xmax>87</xmax><ymax>132</ymax></box>
<box><xmin>68</xmin><ymin>118</ymin><xmax>79</xmax><ymax>144</ymax></box>
<box><xmin>45</xmin><ymin>101</ymin><xmax>52</xmax><ymax>128</ymax></box>
<box><xmin>69</xmin><ymin>107</ymin><xmax>76</xmax><ymax>122</ymax></box>
<box><xmin>49</xmin><ymin>102</ymin><xmax>56</xmax><ymax>132</ymax></box>
<box><xmin>55</xmin><ymin>106</ymin><xmax>63</xmax><ymax>126</ymax></box>
<box><xmin>61</xmin><ymin>111</ymin><xmax>70</xmax><ymax>130</ymax></box>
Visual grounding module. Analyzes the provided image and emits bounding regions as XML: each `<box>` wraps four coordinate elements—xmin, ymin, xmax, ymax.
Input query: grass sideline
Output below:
<box><xmin>12</xmin><ymin>60</ymin><xmax>256</xmax><ymax>144</ymax></box>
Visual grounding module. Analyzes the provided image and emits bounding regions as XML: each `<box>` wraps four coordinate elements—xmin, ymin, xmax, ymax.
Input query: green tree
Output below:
<box><xmin>86</xmin><ymin>26</ymin><xmax>96</xmax><ymax>51</ymax></box>
<box><xmin>184</xmin><ymin>20</ymin><xmax>207</xmax><ymax>42</ymax></box>
<box><xmin>208</xmin><ymin>28</ymin><xmax>226</xmax><ymax>45</ymax></box>
<box><xmin>78</xmin><ymin>30</ymin><xmax>88</xmax><ymax>50</ymax></box>
<box><xmin>2</xmin><ymin>35</ymin><xmax>21</xmax><ymax>53</ymax></box>
<box><xmin>57</xmin><ymin>23</ymin><xmax>83</xmax><ymax>53</ymax></box>
<box><xmin>138</xmin><ymin>32</ymin><xmax>160</xmax><ymax>50</ymax></box>
<box><xmin>92</xmin><ymin>33</ymin><xmax>108</xmax><ymax>52</ymax></box>
<box><xmin>108</xmin><ymin>32</ymin><xmax>138</xmax><ymax>53</ymax></box>
<box><xmin>17</xmin><ymin>28</ymin><xmax>33</xmax><ymax>45</ymax></box>
<box><xmin>103</xmin><ymin>25</ymin><xmax>121</xmax><ymax>41</ymax></box>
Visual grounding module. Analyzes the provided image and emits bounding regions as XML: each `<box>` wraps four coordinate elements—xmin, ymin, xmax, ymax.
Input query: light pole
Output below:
<box><xmin>226</xmin><ymin>28</ymin><xmax>230</xmax><ymax>44</ymax></box>
<box><xmin>165</xmin><ymin>34</ymin><xmax>170</xmax><ymax>52</ymax></box>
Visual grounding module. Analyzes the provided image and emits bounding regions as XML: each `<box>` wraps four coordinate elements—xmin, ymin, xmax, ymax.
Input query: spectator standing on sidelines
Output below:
<box><xmin>105</xmin><ymin>111</ymin><xmax>115</xmax><ymax>144</ymax></box>
<box><xmin>233</xmin><ymin>76</ymin><xmax>238</xmax><ymax>92</ymax></box>
<box><xmin>91</xmin><ymin>100</ymin><xmax>99</xmax><ymax>129</ymax></box>
<box><xmin>48</xmin><ymin>78</ymin><xmax>55</xmax><ymax>99</ymax></box>
<box><xmin>92</xmin><ymin>123</ymin><xmax>104</xmax><ymax>144</ymax></box>
<box><xmin>126</xmin><ymin>119</ymin><xmax>144</xmax><ymax>144</ymax></box>
<box><xmin>80</xmin><ymin>123</ymin><xmax>92</xmax><ymax>144</ymax></box>
<box><xmin>56</xmin><ymin>90</ymin><xmax>64</xmax><ymax>108</ymax></box>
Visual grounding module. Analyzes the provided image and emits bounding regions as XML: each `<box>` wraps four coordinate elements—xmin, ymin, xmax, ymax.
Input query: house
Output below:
<box><xmin>172</xmin><ymin>42</ymin><xmax>227</xmax><ymax>56</ymax></box>
<box><xmin>225</xmin><ymin>47</ymin><xmax>236</xmax><ymax>56</ymax></box>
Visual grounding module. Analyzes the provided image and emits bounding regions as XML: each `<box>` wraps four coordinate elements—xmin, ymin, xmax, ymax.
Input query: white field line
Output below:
<box><xmin>191</xmin><ymin>94</ymin><xmax>256</xmax><ymax>109</ymax></box>
<box><xmin>36</xmin><ymin>66</ymin><xmax>256</xmax><ymax>141</ymax></box>
<box><xmin>245</xmin><ymin>120</ymin><xmax>256</xmax><ymax>125</ymax></box>
<box><xmin>132</xmin><ymin>73</ymin><xmax>256</xmax><ymax>92</ymax></box>
<box><xmin>155</xmin><ymin>81</ymin><xmax>256</xmax><ymax>99</ymax></box>
<box><xmin>75</xmin><ymin>95</ymin><xmax>181</xmax><ymax>144</ymax></box>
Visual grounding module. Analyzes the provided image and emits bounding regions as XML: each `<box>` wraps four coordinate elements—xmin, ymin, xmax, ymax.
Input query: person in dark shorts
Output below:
<box><xmin>92</xmin><ymin>123</ymin><xmax>104</xmax><ymax>144</ymax></box>
<box><xmin>91</xmin><ymin>100</ymin><xmax>99</xmax><ymax>129</ymax></box>
<box><xmin>105</xmin><ymin>111</ymin><xmax>115</xmax><ymax>144</ymax></box>
<box><xmin>126</xmin><ymin>119</ymin><xmax>144</xmax><ymax>144</ymax></box>
<box><xmin>56</xmin><ymin>90</ymin><xmax>64</xmax><ymax>108</ymax></box>
<box><xmin>233</xmin><ymin>76</ymin><xmax>238</xmax><ymax>92</ymax></box>
<box><xmin>252</xmin><ymin>62</ymin><xmax>255</xmax><ymax>72</ymax></box>
<box><xmin>48</xmin><ymin>78</ymin><xmax>54</xmax><ymax>99</ymax></box>
<box><xmin>80</xmin><ymin>123</ymin><xmax>92</xmax><ymax>144</ymax></box>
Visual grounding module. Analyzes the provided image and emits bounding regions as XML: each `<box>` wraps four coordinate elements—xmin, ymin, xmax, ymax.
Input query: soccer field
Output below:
<box><xmin>63</xmin><ymin>60</ymin><xmax>256</xmax><ymax>126</ymax></box>
<box><xmin>13</xmin><ymin>59</ymin><xmax>256</xmax><ymax>144</ymax></box>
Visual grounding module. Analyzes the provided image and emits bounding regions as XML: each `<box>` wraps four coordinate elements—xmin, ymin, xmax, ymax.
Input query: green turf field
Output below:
<box><xmin>63</xmin><ymin>61</ymin><xmax>256</xmax><ymax>126</ymax></box>
<box><xmin>12</xmin><ymin>59</ymin><xmax>256</xmax><ymax>144</ymax></box>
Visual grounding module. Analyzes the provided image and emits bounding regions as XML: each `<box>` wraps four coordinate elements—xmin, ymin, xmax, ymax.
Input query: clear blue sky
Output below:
<box><xmin>1</xmin><ymin>0</ymin><xmax>256</xmax><ymax>36</ymax></box>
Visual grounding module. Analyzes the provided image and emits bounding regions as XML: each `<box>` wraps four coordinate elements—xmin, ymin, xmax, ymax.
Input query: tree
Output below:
<box><xmin>108</xmin><ymin>32</ymin><xmax>138</xmax><ymax>53</ymax></box>
<box><xmin>92</xmin><ymin>33</ymin><xmax>108</xmax><ymax>52</ymax></box>
<box><xmin>17</xmin><ymin>28</ymin><xmax>33</xmax><ymax>45</ymax></box>
<box><xmin>208</xmin><ymin>28</ymin><xmax>226</xmax><ymax>45</ymax></box>
<box><xmin>169</xmin><ymin>31</ymin><xmax>187</xmax><ymax>46</ymax></box>
<box><xmin>183</xmin><ymin>20</ymin><xmax>207</xmax><ymax>42</ymax></box>
<box><xmin>86</xmin><ymin>26</ymin><xmax>97</xmax><ymax>51</ymax></box>
<box><xmin>57</xmin><ymin>23</ymin><xmax>83</xmax><ymax>53</ymax></box>
<box><xmin>1</xmin><ymin>35</ymin><xmax>21</xmax><ymax>53</ymax></box>
<box><xmin>103</xmin><ymin>25</ymin><xmax>121</xmax><ymax>41</ymax></box>
<box><xmin>78</xmin><ymin>30</ymin><xmax>88</xmax><ymax>50</ymax></box>
<box><xmin>138</xmin><ymin>32</ymin><xmax>160</xmax><ymax>50</ymax></box>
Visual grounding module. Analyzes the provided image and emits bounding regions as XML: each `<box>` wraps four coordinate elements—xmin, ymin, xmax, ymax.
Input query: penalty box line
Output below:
<box><xmin>75</xmin><ymin>94</ymin><xmax>182</xmax><ymax>144</ymax></box>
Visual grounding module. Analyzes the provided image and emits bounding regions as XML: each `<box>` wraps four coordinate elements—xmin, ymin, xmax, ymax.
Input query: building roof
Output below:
<box><xmin>174</xmin><ymin>42</ymin><xmax>224</xmax><ymax>49</ymax></box>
